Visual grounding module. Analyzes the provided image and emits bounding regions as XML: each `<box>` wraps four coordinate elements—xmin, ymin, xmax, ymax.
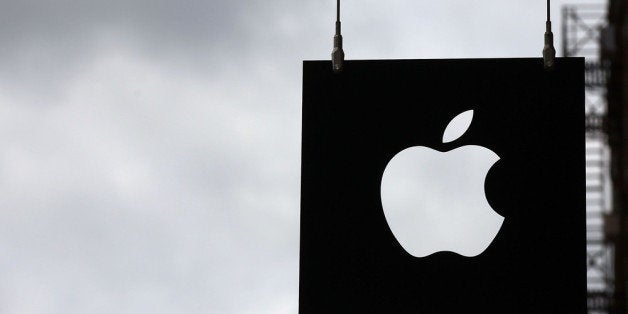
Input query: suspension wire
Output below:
<box><xmin>543</xmin><ymin>0</ymin><xmax>556</xmax><ymax>70</ymax></box>
<box><xmin>330</xmin><ymin>1</ymin><xmax>555</xmax><ymax>71</ymax></box>
<box><xmin>332</xmin><ymin>0</ymin><xmax>344</xmax><ymax>73</ymax></box>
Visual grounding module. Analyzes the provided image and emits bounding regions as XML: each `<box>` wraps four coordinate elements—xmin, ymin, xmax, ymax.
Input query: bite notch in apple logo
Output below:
<box><xmin>380</xmin><ymin>110</ymin><xmax>504</xmax><ymax>258</ymax></box>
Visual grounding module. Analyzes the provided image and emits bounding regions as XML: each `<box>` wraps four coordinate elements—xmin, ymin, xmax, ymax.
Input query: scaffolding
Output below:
<box><xmin>563</xmin><ymin>3</ymin><xmax>614</xmax><ymax>313</ymax></box>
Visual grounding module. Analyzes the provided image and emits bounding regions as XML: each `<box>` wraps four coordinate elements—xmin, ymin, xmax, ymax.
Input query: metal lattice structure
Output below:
<box><xmin>563</xmin><ymin>4</ymin><xmax>614</xmax><ymax>313</ymax></box>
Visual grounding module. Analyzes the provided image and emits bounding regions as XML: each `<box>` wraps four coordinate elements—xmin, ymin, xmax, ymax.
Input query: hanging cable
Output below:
<box><xmin>332</xmin><ymin>0</ymin><xmax>344</xmax><ymax>73</ymax></box>
<box><xmin>543</xmin><ymin>0</ymin><xmax>556</xmax><ymax>70</ymax></box>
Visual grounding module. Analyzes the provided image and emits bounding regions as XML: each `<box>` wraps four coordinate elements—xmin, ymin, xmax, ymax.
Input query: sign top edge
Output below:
<box><xmin>303</xmin><ymin>57</ymin><xmax>584</xmax><ymax>64</ymax></box>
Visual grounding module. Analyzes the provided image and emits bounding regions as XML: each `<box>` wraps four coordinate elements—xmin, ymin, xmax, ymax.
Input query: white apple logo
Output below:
<box><xmin>380</xmin><ymin>110</ymin><xmax>504</xmax><ymax>258</ymax></box>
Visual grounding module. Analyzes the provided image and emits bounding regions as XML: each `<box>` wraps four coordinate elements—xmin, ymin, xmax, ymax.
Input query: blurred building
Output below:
<box><xmin>563</xmin><ymin>1</ymin><xmax>628</xmax><ymax>313</ymax></box>
<box><xmin>563</xmin><ymin>3</ymin><xmax>614</xmax><ymax>313</ymax></box>
<box><xmin>604</xmin><ymin>1</ymin><xmax>628</xmax><ymax>313</ymax></box>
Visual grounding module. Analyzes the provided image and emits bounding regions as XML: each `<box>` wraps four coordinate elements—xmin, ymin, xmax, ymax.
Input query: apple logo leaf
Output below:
<box><xmin>442</xmin><ymin>110</ymin><xmax>474</xmax><ymax>144</ymax></box>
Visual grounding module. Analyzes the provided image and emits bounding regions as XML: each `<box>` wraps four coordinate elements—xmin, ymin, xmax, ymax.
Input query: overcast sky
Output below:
<box><xmin>0</xmin><ymin>1</ymin><xmax>604</xmax><ymax>313</ymax></box>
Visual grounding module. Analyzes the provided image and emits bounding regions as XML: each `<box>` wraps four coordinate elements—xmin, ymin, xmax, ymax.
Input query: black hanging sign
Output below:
<box><xmin>300</xmin><ymin>58</ymin><xmax>585</xmax><ymax>313</ymax></box>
